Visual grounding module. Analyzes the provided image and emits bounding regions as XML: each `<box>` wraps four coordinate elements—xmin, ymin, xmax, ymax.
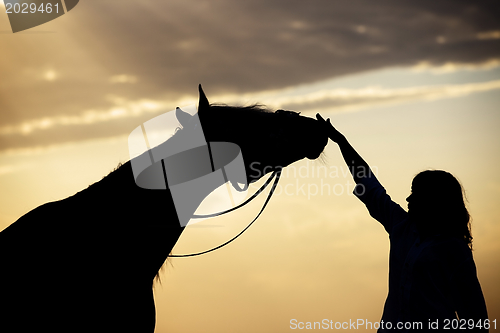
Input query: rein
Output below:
<box><xmin>168</xmin><ymin>169</ymin><xmax>282</xmax><ymax>257</ymax></box>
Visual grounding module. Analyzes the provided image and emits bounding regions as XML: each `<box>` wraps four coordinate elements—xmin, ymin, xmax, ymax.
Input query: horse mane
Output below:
<box><xmin>206</xmin><ymin>103</ymin><xmax>272</xmax><ymax>115</ymax></box>
<box><xmin>172</xmin><ymin>103</ymin><xmax>272</xmax><ymax>133</ymax></box>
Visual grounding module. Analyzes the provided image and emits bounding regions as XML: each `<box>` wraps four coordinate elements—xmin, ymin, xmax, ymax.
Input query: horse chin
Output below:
<box><xmin>306</xmin><ymin>153</ymin><xmax>319</xmax><ymax>160</ymax></box>
<box><xmin>306</xmin><ymin>150</ymin><xmax>322</xmax><ymax>160</ymax></box>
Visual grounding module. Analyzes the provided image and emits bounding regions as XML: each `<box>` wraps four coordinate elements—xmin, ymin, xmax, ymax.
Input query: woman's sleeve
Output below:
<box><xmin>353</xmin><ymin>175</ymin><xmax>408</xmax><ymax>235</ymax></box>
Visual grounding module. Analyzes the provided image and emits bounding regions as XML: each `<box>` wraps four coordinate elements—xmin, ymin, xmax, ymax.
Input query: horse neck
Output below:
<box><xmin>68</xmin><ymin>161</ymin><xmax>182</xmax><ymax>280</ymax></box>
<box><xmin>72</xmin><ymin>157</ymin><xmax>227</xmax><ymax>279</ymax></box>
<box><xmin>75</xmin><ymin>161</ymin><xmax>176</xmax><ymax>228</ymax></box>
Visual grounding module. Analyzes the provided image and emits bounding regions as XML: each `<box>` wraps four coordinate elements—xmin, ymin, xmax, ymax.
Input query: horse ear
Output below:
<box><xmin>175</xmin><ymin>107</ymin><xmax>193</xmax><ymax>127</ymax></box>
<box><xmin>198</xmin><ymin>84</ymin><xmax>209</xmax><ymax>111</ymax></box>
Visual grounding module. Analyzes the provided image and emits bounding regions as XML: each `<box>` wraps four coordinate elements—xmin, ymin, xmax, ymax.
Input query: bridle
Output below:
<box><xmin>168</xmin><ymin>169</ymin><xmax>281</xmax><ymax>257</ymax></box>
<box><xmin>169</xmin><ymin>110</ymin><xmax>298</xmax><ymax>257</ymax></box>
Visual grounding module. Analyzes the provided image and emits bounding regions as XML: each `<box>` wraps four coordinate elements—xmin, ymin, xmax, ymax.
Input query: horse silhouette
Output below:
<box><xmin>0</xmin><ymin>85</ymin><xmax>328</xmax><ymax>332</ymax></box>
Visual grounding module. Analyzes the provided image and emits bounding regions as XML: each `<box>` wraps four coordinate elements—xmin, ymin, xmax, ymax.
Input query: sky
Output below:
<box><xmin>1</xmin><ymin>1</ymin><xmax>499</xmax><ymax>332</ymax></box>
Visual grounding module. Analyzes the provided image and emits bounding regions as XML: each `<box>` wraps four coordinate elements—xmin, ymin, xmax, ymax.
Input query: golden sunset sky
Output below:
<box><xmin>1</xmin><ymin>1</ymin><xmax>499</xmax><ymax>332</ymax></box>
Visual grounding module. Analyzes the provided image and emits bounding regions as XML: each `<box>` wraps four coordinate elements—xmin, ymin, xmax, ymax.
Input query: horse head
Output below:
<box><xmin>175</xmin><ymin>85</ymin><xmax>328</xmax><ymax>184</ymax></box>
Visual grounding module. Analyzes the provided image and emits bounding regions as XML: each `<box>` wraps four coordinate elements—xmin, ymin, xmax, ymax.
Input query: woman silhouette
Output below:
<box><xmin>316</xmin><ymin>114</ymin><xmax>488</xmax><ymax>332</ymax></box>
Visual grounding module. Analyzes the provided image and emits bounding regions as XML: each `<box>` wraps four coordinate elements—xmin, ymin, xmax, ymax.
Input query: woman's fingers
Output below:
<box><xmin>316</xmin><ymin>114</ymin><xmax>344</xmax><ymax>143</ymax></box>
<box><xmin>317</xmin><ymin>114</ymin><xmax>332</xmax><ymax>124</ymax></box>
<box><xmin>316</xmin><ymin>114</ymin><xmax>332</xmax><ymax>129</ymax></box>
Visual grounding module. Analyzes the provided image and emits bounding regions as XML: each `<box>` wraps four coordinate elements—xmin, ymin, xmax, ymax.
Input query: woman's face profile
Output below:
<box><xmin>406</xmin><ymin>179</ymin><xmax>442</xmax><ymax>230</ymax></box>
<box><xmin>406</xmin><ymin>186</ymin><xmax>430</xmax><ymax>215</ymax></box>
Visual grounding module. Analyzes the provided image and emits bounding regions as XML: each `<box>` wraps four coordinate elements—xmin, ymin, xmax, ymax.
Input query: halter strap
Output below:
<box><xmin>191</xmin><ymin>168</ymin><xmax>278</xmax><ymax>218</ymax></box>
<box><xmin>168</xmin><ymin>169</ymin><xmax>281</xmax><ymax>257</ymax></box>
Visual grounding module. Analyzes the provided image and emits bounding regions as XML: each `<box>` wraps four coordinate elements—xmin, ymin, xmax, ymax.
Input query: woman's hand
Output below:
<box><xmin>316</xmin><ymin>113</ymin><xmax>345</xmax><ymax>143</ymax></box>
<box><xmin>316</xmin><ymin>113</ymin><xmax>371</xmax><ymax>183</ymax></box>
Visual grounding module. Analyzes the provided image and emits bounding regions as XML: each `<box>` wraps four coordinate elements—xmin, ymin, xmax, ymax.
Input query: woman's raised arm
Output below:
<box><xmin>316</xmin><ymin>113</ymin><xmax>375</xmax><ymax>184</ymax></box>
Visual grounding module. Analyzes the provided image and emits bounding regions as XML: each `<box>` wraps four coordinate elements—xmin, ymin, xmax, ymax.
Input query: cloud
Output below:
<box><xmin>246</xmin><ymin>79</ymin><xmax>500</xmax><ymax>113</ymax></box>
<box><xmin>0</xmin><ymin>97</ymin><xmax>170</xmax><ymax>135</ymax></box>
<box><xmin>44</xmin><ymin>70</ymin><xmax>58</xmax><ymax>82</ymax></box>
<box><xmin>109</xmin><ymin>75</ymin><xmax>138</xmax><ymax>84</ymax></box>
<box><xmin>477</xmin><ymin>31</ymin><xmax>500</xmax><ymax>40</ymax></box>
<box><xmin>2</xmin><ymin>1</ymin><xmax>499</xmax><ymax>118</ymax></box>
<box><xmin>65</xmin><ymin>0</ymin><xmax>498</xmax><ymax>97</ymax></box>
<box><xmin>412</xmin><ymin>58</ymin><xmax>500</xmax><ymax>74</ymax></box>
<box><xmin>0</xmin><ymin>163</ymin><xmax>30</xmax><ymax>176</ymax></box>
<box><xmin>1</xmin><ymin>78</ymin><xmax>499</xmax><ymax>153</ymax></box>
<box><xmin>1</xmin><ymin>0</ymin><xmax>499</xmax><ymax>152</ymax></box>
